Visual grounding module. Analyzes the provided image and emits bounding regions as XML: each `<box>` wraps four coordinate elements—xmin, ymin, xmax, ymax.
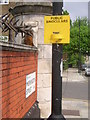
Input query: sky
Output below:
<box><xmin>63</xmin><ymin>1</ymin><xmax>88</xmax><ymax>22</ymax></box>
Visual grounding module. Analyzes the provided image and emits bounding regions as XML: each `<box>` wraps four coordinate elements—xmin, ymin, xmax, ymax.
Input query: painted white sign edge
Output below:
<box><xmin>26</xmin><ymin>72</ymin><xmax>36</xmax><ymax>98</ymax></box>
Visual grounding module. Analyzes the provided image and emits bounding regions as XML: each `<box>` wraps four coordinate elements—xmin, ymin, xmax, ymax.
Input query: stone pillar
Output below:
<box><xmin>10</xmin><ymin>3</ymin><xmax>52</xmax><ymax>118</ymax></box>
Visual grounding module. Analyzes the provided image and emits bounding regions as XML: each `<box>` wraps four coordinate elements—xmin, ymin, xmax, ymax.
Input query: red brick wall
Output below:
<box><xmin>0</xmin><ymin>50</ymin><xmax>38</xmax><ymax>118</ymax></box>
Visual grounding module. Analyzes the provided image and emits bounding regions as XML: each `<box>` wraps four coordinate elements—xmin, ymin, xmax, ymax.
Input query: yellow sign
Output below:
<box><xmin>44</xmin><ymin>15</ymin><xmax>70</xmax><ymax>44</ymax></box>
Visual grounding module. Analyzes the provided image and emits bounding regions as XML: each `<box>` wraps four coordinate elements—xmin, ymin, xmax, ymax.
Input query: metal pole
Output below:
<box><xmin>78</xmin><ymin>19</ymin><xmax>81</xmax><ymax>73</ymax></box>
<box><xmin>48</xmin><ymin>2</ymin><xmax>66</xmax><ymax>119</ymax></box>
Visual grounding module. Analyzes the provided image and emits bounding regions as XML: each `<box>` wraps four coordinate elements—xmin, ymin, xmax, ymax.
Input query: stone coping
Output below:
<box><xmin>0</xmin><ymin>41</ymin><xmax>38</xmax><ymax>52</ymax></box>
<box><xmin>9</xmin><ymin>4</ymin><xmax>52</xmax><ymax>16</ymax></box>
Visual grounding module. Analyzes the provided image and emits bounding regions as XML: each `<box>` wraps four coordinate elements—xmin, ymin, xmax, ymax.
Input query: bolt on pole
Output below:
<box><xmin>48</xmin><ymin>2</ymin><xmax>66</xmax><ymax>120</ymax></box>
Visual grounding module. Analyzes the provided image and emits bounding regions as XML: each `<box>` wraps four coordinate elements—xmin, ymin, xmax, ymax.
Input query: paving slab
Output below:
<box><xmin>62</xmin><ymin>68</ymin><xmax>87</xmax><ymax>83</ymax></box>
<box><xmin>62</xmin><ymin>98</ymin><xmax>88</xmax><ymax>119</ymax></box>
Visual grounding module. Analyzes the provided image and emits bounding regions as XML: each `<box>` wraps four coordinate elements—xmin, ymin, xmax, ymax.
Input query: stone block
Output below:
<box><xmin>33</xmin><ymin>32</ymin><xmax>38</xmax><ymax>47</ymax></box>
<box><xmin>43</xmin><ymin>45</ymin><xmax>52</xmax><ymax>59</ymax></box>
<box><xmin>23</xmin><ymin>15</ymin><xmax>44</xmax><ymax>29</ymax></box>
<box><xmin>21</xmin><ymin>2</ymin><xmax>52</xmax><ymax>6</ymax></box>
<box><xmin>38</xmin><ymin>45</ymin><xmax>52</xmax><ymax>59</ymax></box>
<box><xmin>38</xmin><ymin>16</ymin><xmax>44</xmax><ymax>29</ymax></box>
<box><xmin>16</xmin><ymin>16</ymin><xmax>23</xmax><ymax>26</ymax></box>
<box><xmin>37</xmin><ymin>74</ymin><xmax>43</xmax><ymax>88</ymax></box>
<box><xmin>37</xmin><ymin>73</ymin><xmax>51</xmax><ymax>88</ymax></box>
<box><xmin>38</xmin><ymin>45</ymin><xmax>43</xmax><ymax>59</ymax></box>
<box><xmin>37</xmin><ymin>87</ymin><xmax>51</xmax><ymax>102</ymax></box>
<box><xmin>42</xmin><ymin>74</ymin><xmax>51</xmax><ymax>88</ymax></box>
<box><xmin>15</xmin><ymin>33</ymin><xmax>22</xmax><ymax>44</ymax></box>
<box><xmin>38</xmin><ymin>59</ymin><xmax>52</xmax><ymax>74</ymax></box>
<box><xmin>39</xmin><ymin>102</ymin><xmax>51</xmax><ymax>118</ymax></box>
<box><xmin>37</xmin><ymin>29</ymin><xmax>44</xmax><ymax>44</ymax></box>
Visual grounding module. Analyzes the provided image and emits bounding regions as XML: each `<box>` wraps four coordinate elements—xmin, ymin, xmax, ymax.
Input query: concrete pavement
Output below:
<box><xmin>39</xmin><ymin>68</ymin><xmax>89</xmax><ymax>119</ymax></box>
<box><xmin>62</xmin><ymin>98</ymin><xmax>88</xmax><ymax>119</ymax></box>
<box><xmin>62</xmin><ymin>68</ymin><xmax>87</xmax><ymax>83</ymax></box>
<box><xmin>62</xmin><ymin>68</ymin><xmax>88</xmax><ymax>119</ymax></box>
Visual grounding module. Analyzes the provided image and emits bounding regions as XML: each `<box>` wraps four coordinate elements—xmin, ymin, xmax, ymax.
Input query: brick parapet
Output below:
<box><xmin>0</xmin><ymin>42</ymin><xmax>38</xmax><ymax>118</ymax></box>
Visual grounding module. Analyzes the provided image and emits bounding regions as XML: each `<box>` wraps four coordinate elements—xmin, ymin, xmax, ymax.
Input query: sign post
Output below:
<box><xmin>49</xmin><ymin>2</ymin><xmax>65</xmax><ymax>119</ymax></box>
<box><xmin>44</xmin><ymin>2</ymin><xmax>70</xmax><ymax>120</ymax></box>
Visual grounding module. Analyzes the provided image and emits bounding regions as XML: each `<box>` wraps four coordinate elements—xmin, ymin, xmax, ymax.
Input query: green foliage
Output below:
<box><xmin>63</xmin><ymin>60</ymin><xmax>68</xmax><ymax>70</ymax></box>
<box><xmin>63</xmin><ymin>15</ymin><xmax>89</xmax><ymax>68</ymax></box>
<box><xmin>63</xmin><ymin>10</ymin><xmax>69</xmax><ymax>15</ymax></box>
<box><xmin>68</xmin><ymin>54</ymin><xmax>85</xmax><ymax>68</ymax></box>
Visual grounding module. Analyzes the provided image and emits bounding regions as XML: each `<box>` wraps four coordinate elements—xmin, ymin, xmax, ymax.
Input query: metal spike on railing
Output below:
<box><xmin>0</xmin><ymin>12</ymin><xmax>33</xmax><ymax>39</ymax></box>
<box><xmin>13</xmin><ymin>19</ymin><xmax>19</xmax><ymax>25</ymax></box>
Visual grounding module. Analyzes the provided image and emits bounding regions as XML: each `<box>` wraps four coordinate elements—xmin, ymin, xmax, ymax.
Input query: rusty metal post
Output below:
<box><xmin>9</xmin><ymin>29</ymin><xmax>12</xmax><ymax>42</ymax></box>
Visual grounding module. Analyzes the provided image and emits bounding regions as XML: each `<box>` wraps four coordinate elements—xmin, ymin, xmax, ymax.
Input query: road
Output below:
<box><xmin>62</xmin><ymin>82</ymin><xmax>88</xmax><ymax>100</ymax></box>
